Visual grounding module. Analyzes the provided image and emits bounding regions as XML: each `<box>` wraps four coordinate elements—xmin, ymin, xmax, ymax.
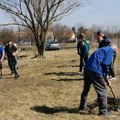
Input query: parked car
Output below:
<box><xmin>46</xmin><ymin>40</ymin><xmax>60</xmax><ymax>50</ymax></box>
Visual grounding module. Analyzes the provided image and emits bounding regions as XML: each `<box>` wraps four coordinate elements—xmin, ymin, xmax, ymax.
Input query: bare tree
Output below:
<box><xmin>0</xmin><ymin>0</ymin><xmax>88</xmax><ymax>57</ymax></box>
<box><xmin>51</xmin><ymin>23</ymin><xmax>70</xmax><ymax>42</ymax></box>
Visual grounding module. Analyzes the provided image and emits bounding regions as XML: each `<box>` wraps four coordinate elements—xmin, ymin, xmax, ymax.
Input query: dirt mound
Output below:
<box><xmin>88</xmin><ymin>97</ymin><xmax>120</xmax><ymax>112</ymax></box>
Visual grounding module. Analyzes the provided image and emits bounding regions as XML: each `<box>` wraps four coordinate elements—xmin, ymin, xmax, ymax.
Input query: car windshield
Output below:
<box><xmin>50</xmin><ymin>41</ymin><xmax>59</xmax><ymax>44</ymax></box>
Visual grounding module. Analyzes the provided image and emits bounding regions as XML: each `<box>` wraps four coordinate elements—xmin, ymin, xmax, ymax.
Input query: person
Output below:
<box><xmin>79</xmin><ymin>38</ymin><xmax>114</xmax><ymax>115</ymax></box>
<box><xmin>97</xmin><ymin>31</ymin><xmax>116</xmax><ymax>80</ymax></box>
<box><xmin>109</xmin><ymin>44</ymin><xmax>117</xmax><ymax>80</ymax></box>
<box><xmin>0</xmin><ymin>46</ymin><xmax>5</xmax><ymax>78</ymax></box>
<box><xmin>5</xmin><ymin>41</ymin><xmax>20</xmax><ymax>79</ymax></box>
<box><xmin>77</xmin><ymin>33</ymin><xmax>90</xmax><ymax>72</ymax></box>
<box><xmin>96</xmin><ymin>31</ymin><xmax>108</xmax><ymax>48</ymax></box>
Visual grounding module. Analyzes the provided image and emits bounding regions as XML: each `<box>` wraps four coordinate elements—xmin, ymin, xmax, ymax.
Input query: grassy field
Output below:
<box><xmin>0</xmin><ymin>45</ymin><xmax>120</xmax><ymax>120</ymax></box>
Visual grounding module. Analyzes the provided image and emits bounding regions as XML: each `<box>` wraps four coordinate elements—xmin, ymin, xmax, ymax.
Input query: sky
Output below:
<box><xmin>59</xmin><ymin>0</ymin><xmax>120</xmax><ymax>28</ymax></box>
<box><xmin>0</xmin><ymin>0</ymin><xmax>120</xmax><ymax>29</ymax></box>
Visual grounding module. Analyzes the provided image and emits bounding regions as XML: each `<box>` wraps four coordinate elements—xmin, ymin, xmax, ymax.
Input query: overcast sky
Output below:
<box><xmin>0</xmin><ymin>0</ymin><xmax>120</xmax><ymax>29</ymax></box>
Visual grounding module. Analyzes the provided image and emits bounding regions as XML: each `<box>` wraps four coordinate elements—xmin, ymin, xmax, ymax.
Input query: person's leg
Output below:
<box><xmin>109</xmin><ymin>63</ymin><xmax>115</xmax><ymax>78</ymax></box>
<box><xmin>8</xmin><ymin>57</ymin><xmax>14</xmax><ymax>74</ymax></box>
<box><xmin>12</xmin><ymin>57</ymin><xmax>20</xmax><ymax>78</ymax></box>
<box><xmin>80</xmin><ymin>56</ymin><xmax>84</xmax><ymax>72</ymax></box>
<box><xmin>79</xmin><ymin>69</ymin><xmax>92</xmax><ymax>109</ymax></box>
<box><xmin>0</xmin><ymin>63</ymin><xmax>3</xmax><ymax>77</ymax></box>
<box><xmin>92</xmin><ymin>74</ymin><xmax>107</xmax><ymax>115</ymax></box>
<box><xmin>84</xmin><ymin>53</ymin><xmax>89</xmax><ymax>63</ymax></box>
<box><xmin>13</xmin><ymin>64</ymin><xmax>19</xmax><ymax>78</ymax></box>
<box><xmin>110</xmin><ymin>53</ymin><xmax>116</xmax><ymax>78</ymax></box>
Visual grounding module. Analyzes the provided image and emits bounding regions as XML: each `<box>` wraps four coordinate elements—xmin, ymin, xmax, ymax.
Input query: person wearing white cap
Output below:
<box><xmin>5</xmin><ymin>41</ymin><xmax>20</xmax><ymax>79</ymax></box>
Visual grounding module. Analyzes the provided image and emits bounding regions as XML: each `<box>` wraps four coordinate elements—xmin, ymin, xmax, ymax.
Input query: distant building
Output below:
<box><xmin>47</xmin><ymin>31</ymin><xmax>54</xmax><ymax>40</ymax></box>
<box><xmin>62</xmin><ymin>30</ymin><xmax>76</xmax><ymax>42</ymax></box>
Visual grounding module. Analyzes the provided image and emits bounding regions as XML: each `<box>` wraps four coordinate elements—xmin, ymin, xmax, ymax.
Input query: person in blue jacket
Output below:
<box><xmin>0</xmin><ymin>46</ymin><xmax>5</xmax><ymax>77</ymax></box>
<box><xmin>79</xmin><ymin>38</ymin><xmax>114</xmax><ymax>116</ymax></box>
<box><xmin>77</xmin><ymin>33</ymin><xmax>90</xmax><ymax>72</ymax></box>
<box><xmin>97</xmin><ymin>31</ymin><xmax>116</xmax><ymax>80</ymax></box>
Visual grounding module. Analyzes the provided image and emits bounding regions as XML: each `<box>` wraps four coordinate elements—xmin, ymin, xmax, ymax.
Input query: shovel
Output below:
<box><xmin>109</xmin><ymin>86</ymin><xmax>118</xmax><ymax>111</ymax></box>
<box><xmin>109</xmin><ymin>86</ymin><xmax>116</xmax><ymax>100</ymax></box>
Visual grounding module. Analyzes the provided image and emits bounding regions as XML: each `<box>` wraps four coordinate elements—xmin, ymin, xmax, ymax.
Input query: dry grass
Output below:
<box><xmin>0</xmin><ymin>46</ymin><xmax>120</xmax><ymax>120</ymax></box>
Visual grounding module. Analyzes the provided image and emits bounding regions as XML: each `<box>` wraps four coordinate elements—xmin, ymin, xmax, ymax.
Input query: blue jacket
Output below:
<box><xmin>85</xmin><ymin>46</ymin><xmax>114</xmax><ymax>76</ymax></box>
<box><xmin>0</xmin><ymin>47</ymin><xmax>4</xmax><ymax>59</ymax></box>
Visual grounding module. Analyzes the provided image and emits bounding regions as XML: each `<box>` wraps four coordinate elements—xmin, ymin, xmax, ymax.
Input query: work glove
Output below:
<box><xmin>104</xmin><ymin>76</ymin><xmax>112</xmax><ymax>87</ymax></box>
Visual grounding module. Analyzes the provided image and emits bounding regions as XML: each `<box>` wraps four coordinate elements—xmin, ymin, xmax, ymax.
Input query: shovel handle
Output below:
<box><xmin>109</xmin><ymin>86</ymin><xmax>116</xmax><ymax>99</ymax></box>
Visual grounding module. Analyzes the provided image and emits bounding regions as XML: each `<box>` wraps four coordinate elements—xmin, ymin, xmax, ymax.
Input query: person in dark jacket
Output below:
<box><xmin>5</xmin><ymin>41</ymin><xmax>20</xmax><ymax>79</ymax></box>
<box><xmin>97</xmin><ymin>31</ymin><xmax>116</xmax><ymax>80</ymax></box>
<box><xmin>79</xmin><ymin>39</ymin><xmax>114</xmax><ymax>115</ymax></box>
<box><xmin>77</xmin><ymin>33</ymin><xmax>90</xmax><ymax>72</ymax></box>
<box><xmin>109</xmin><ymin>44</ymin><xmax>117</xmax><ymax>79</ymax></box>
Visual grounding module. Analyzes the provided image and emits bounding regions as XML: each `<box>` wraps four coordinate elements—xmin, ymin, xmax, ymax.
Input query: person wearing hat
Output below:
<box><xmin>77</xmin><ymin>33</ymin><xmax>90</xmax><ymax>72</ymax></box>
<box><xmin>0</xmin><ymin>46</ymin><xmax>5</xmax><ymax>78</ymax></box>
<box><xmin>79</xmin><ymin>39</ymin><xmax>114</xmax><ymax>115</ymax></box>
<box><xmin>97</xmin><ymin>31</ymin><xmax>108</xmax><ymax>48</ymax></box>
<box><xmin>5</xmin><ymin>41</ymin><xmax>20</xmax><ymax>79</ymax></box>
<box><xmin>97</xmin><ymin>31</ymin><xmax>116</xmax><ymax>80</ymax></box>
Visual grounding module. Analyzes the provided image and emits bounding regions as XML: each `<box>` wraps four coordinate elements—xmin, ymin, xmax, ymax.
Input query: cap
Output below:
<box><xmin>101</xmin><ymin>38</ymin><xmax>111</xmax><ymax>47</ymax></box>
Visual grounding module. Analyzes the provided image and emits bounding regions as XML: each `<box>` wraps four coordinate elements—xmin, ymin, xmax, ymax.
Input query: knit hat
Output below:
<box><xmin>100</xmin><ymin>38</ymin><xmax>111</xmax><ymax>47</ymax></box>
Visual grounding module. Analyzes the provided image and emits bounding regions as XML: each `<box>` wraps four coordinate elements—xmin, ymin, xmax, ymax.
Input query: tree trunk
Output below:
<box><xmin>36</xmin><ymin>40</ymin><xmax>46</xmax><ymax>57</ymax></box>
<box><xmin>35</xmin><ymin>32</ymin><xmax>47</xmax><ymax>57</ymax></box>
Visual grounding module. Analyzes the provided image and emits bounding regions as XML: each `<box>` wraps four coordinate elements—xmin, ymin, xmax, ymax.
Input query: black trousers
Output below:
<box><xmin>79</xmin><ymin>69</ymin><xmax>107</xmax><ymax>114</ymax></box>
<box><xmin>109</xmin><ymin>52</ymin><xmax>117</xmax><ymax>77</ymax></box>
<box><xmin>80</xmin><ymin>53</ymin><xmax>89</xmax><ymax>72</ymax></box>
<box><xmin>8</xmin><ymin>57</ymin><xmax>19</xmax><ymax>76</ymax></box>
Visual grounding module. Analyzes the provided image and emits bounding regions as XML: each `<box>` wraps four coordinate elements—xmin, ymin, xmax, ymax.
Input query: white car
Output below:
<box><xmin>46</xmin><ymin>40</ymin><xmax>60</xmax><ymax>50</ymax></box>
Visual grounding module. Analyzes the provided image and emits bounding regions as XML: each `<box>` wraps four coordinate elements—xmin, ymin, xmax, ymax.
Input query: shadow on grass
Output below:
<box><xmin>31</xmin><ymin>98</ymin><xmax>120</xmax><ymax>115</ymax></box>
<box><xmin>56</xmin><ymin>78</ymin><xmax>84</xmax><ymax>81</ymax></box>
<box><xmin>56</xmin><ymin>65</ymin><xmax>79</xmax><ymax>68</ymax></box>
<box><xmin>45</xmin><ymin>72</ymin><xmax>83</xmax><ymax>76</ymax></box>
<box><xmin>31</xmin><ymin>105</ymin><xmax>93</xmax><ymax>115</ymax></box>
<box><xmin>0</xmin><ymin>76</ymin><xmax>15</xmax><ymax>80</ymax></box>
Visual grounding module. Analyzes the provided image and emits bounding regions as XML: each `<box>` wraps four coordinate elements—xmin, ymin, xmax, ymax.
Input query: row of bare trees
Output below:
<box><xmin>0</xmin><ymin>24</ymin><xmax>120</xmax><ymax>46</ymax></box>
<box><xmin>0</xmin><ymin>28</ymin><xmax>17</xmax><ymax>45</ymax></box>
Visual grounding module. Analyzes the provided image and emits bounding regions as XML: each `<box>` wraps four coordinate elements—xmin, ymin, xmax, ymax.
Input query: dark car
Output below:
<box><xmin>46</xmin><ymin>40</ymin><xmax>60</xmax><ymax>50</ymax></box>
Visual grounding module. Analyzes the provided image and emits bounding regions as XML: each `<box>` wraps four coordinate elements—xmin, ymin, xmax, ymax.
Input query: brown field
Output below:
<box><xmin>0</xmin><ymin>44</ymin><xmax>120</xmax><ymax>120</ymax></box>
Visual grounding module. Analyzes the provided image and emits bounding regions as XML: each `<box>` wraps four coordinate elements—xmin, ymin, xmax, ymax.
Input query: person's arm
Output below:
<box><xmin>101</xmin><ymin>49</ymin><xmax>114</xmax><ymax>76</ymax></box>
<box><xmin>0</xmin><ymin>51</ymin><xmax>5</xmax><ymax>62</ymax></box>
<box><xmin>77</xmin><ymin>42</ymin><xmax>81</xmax><ymax>55</ymax></box>
<box><xmin>12</xmin><ymin>46</ymin><xmax>18</xmax><ymax>56</ymax></box>
<box><xmin>104</xmin><ymin>76</ymin><xmax>111</xmax><ymax>87</ymax></box>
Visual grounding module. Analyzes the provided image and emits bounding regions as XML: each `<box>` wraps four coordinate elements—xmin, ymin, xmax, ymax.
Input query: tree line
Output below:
<box><xmin>0</xmin><ymin>24</ymin><xmax>120</xmax><ymax>46</ymax></box>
